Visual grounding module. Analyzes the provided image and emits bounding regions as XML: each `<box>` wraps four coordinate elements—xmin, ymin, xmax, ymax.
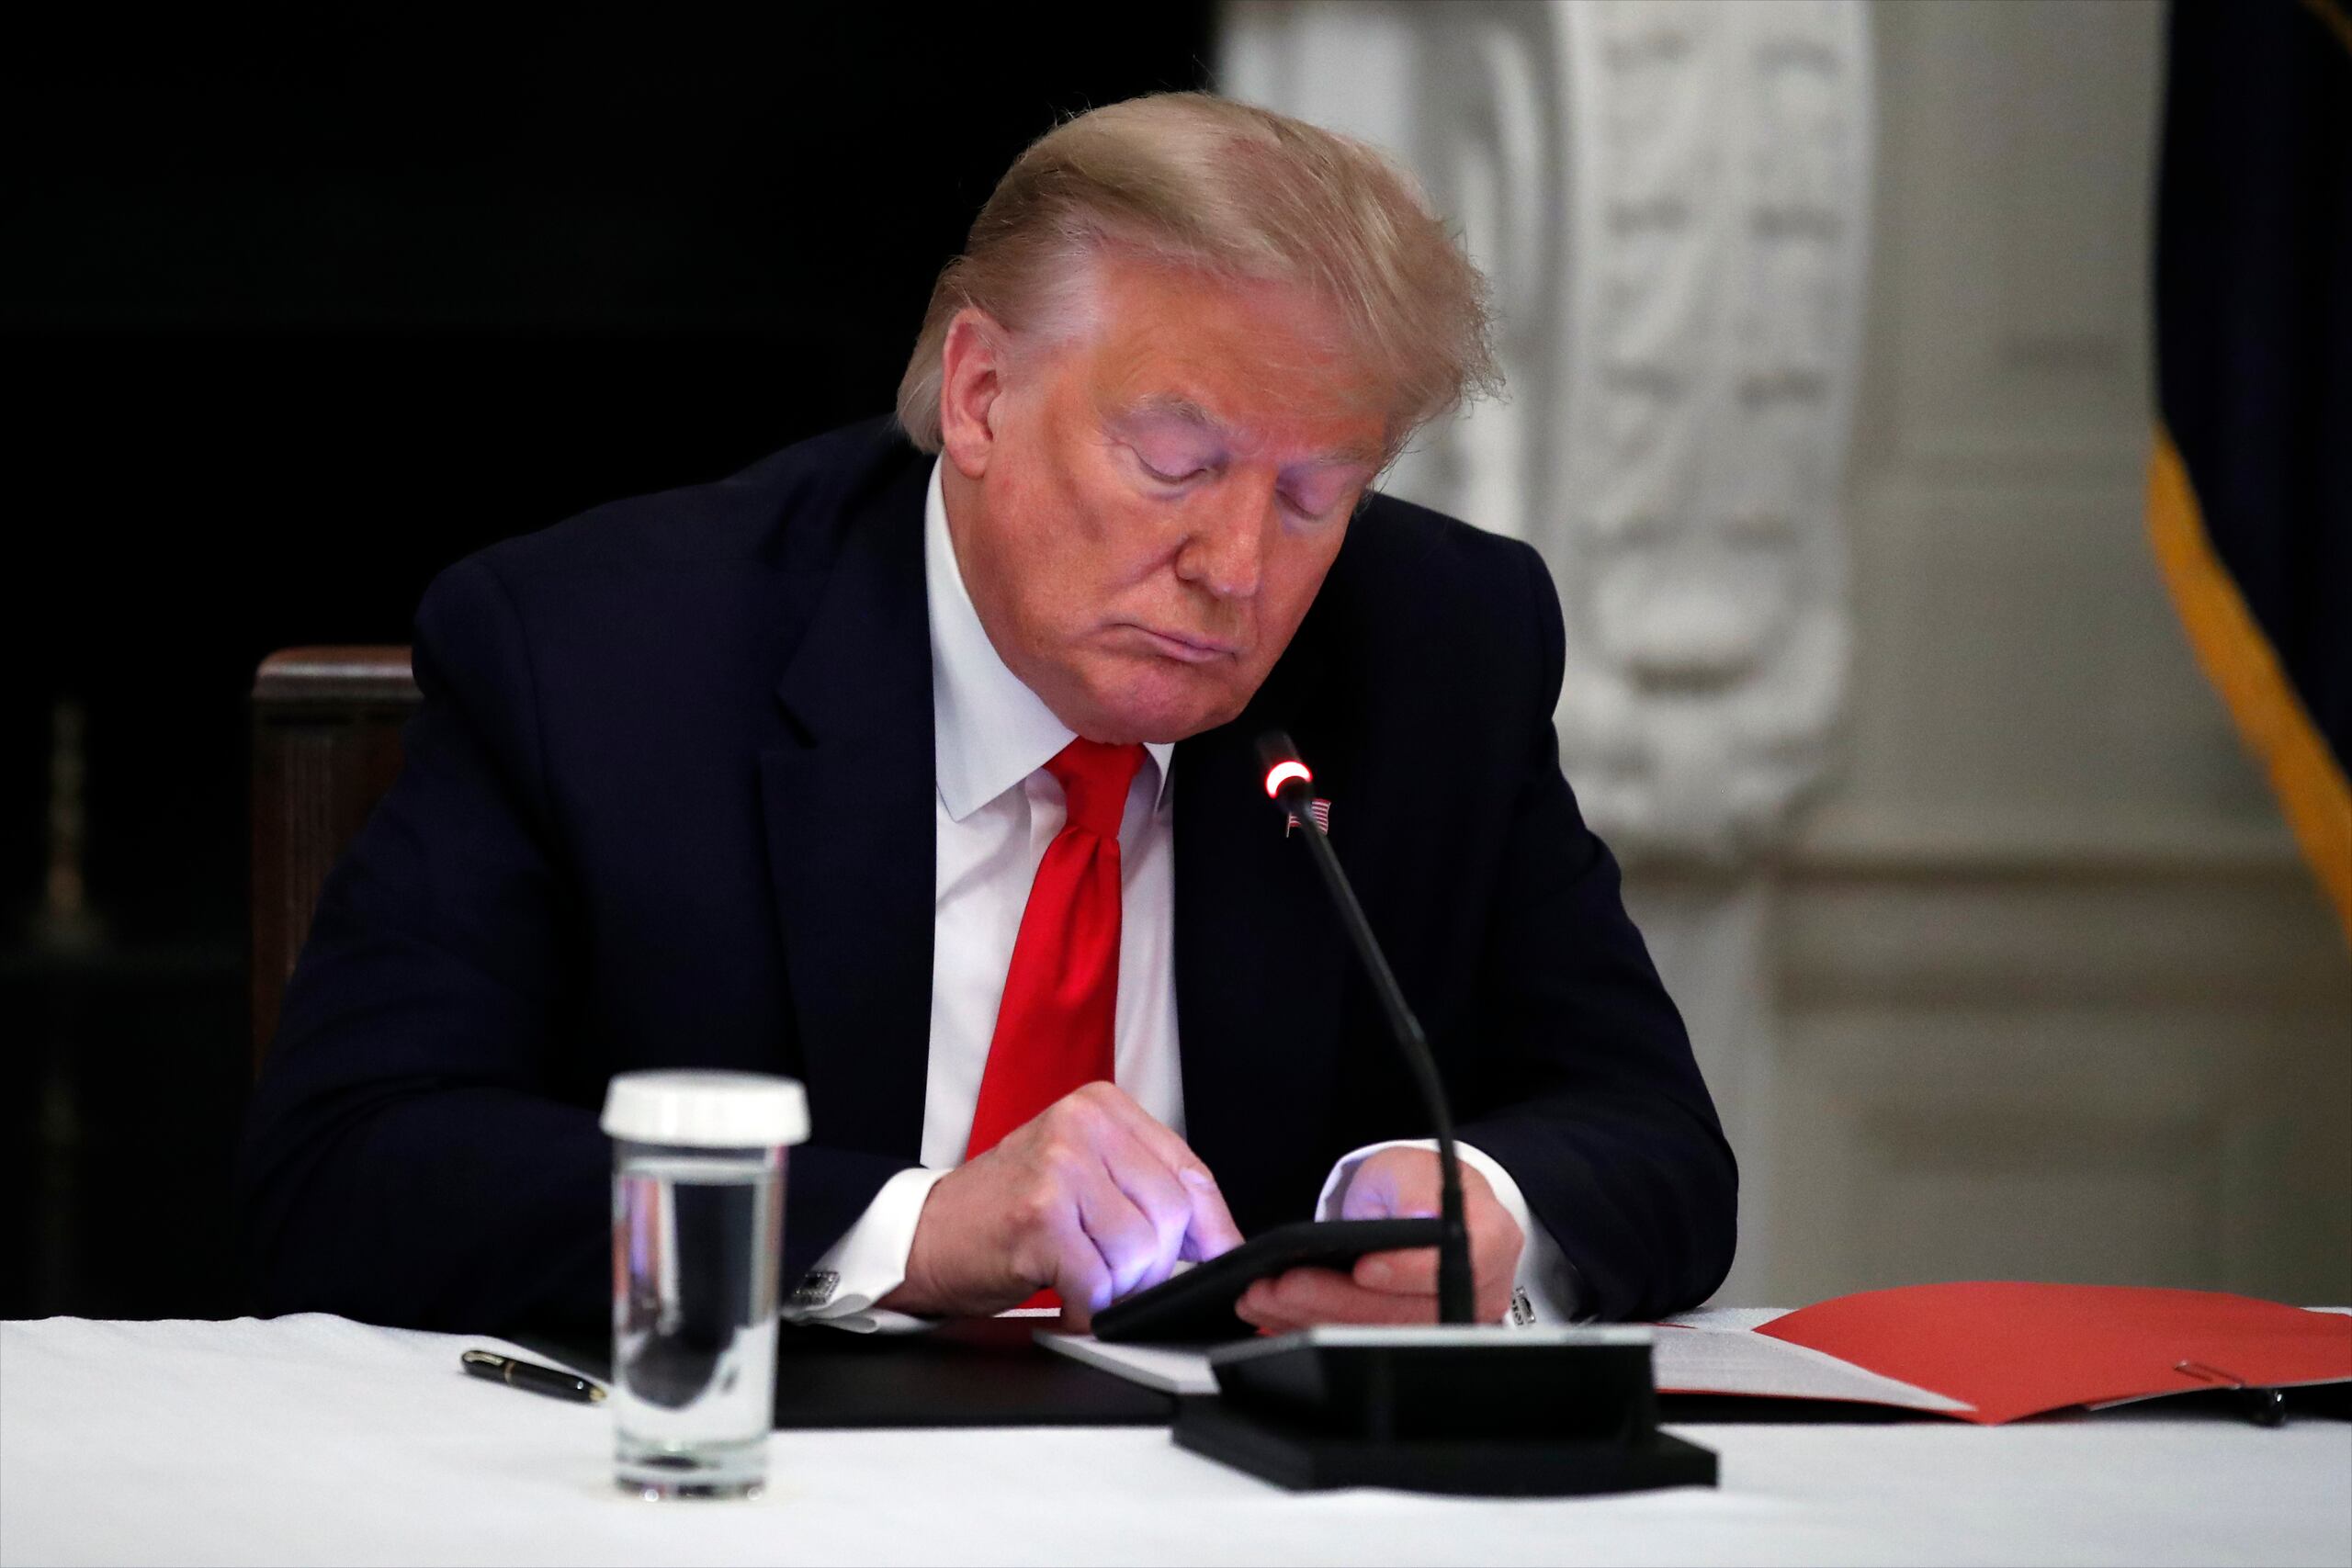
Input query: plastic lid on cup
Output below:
<box><xmin>599</xmin><ymin>1070</ymin><xmax>809</xmax><ymax>1148</ymax></box>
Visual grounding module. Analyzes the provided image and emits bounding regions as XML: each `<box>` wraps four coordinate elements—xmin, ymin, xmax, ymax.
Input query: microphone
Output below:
<box><xmin>1138</xmin><ymin>733</ymin><xmax>1712</xmax><ymax>1495</ymax></box>
<box><xmin>1256</xmin><ymin>730</ymin><xmax>1476</xmax><ymax>1326</ymax></box>
<box><xmin>1148</xmin><ymin>738</ymin><xmax>1721</xmax><ymax>1495</ymax></box>
<box><xmin>1164</xmin><ymin>731</ymin><xmax>1717</xmax><ymax>1497</ymax></box>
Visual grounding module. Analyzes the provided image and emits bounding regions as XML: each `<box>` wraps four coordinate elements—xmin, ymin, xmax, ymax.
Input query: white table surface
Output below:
<box><xmin>3</xmin><ymin>1314</ymin><xmax>2346</xmax><ymax>1567</ymax></box>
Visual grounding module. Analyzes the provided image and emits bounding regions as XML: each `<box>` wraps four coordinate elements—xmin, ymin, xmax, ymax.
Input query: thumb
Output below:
<box><xmin>1340</xmin><ymin>1150</ymin><xmax>1439</xmax><ymax>1221</ymax></box>
<box><xmin>1339</xmin><ymin>1156</ymin><xmax>1404</xmax><ymax>1220</ymax></box>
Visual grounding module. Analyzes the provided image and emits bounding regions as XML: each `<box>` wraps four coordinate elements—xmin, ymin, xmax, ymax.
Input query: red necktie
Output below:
<box><xmin>964</xmin><ymin>738</ymin><xmax>1147</xmax><ymax>1161</ymax></box>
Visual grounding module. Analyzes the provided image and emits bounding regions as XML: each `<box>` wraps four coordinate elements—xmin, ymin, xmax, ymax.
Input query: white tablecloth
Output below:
<box><xmin>2</xmin><ymin>1314</ymin><xmax>2346</xmax><ymax>1567</ymax></box>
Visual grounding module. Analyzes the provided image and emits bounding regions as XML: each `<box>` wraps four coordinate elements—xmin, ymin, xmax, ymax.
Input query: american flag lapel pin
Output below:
<box><xmin>1284</xmin><ymin>796</ymin><xmax>1332</xmax><ymax>837</ymax></box>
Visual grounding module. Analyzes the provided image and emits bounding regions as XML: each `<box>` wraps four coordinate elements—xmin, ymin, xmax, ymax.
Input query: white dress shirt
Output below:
<box><xmin>784</xmin><ymin>459</ymin><xmax>1576</xmax><ymax>1329</ymax></box>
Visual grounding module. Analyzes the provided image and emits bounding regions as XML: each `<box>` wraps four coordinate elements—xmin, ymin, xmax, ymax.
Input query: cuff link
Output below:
<box><xmin>789</xmin><ymin>1269</ymin><xmax>841</xmax><ymax>1311</ymax></box>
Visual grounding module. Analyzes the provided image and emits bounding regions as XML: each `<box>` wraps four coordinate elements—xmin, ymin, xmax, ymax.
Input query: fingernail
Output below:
<box><xmin>1180</xmin><ymin>1168</ymin><xmax>1216</xmax><ymax>1189</ymax></box>
<box><xmin>1363</xmin><ymin>1262</ymin><xmax>1392</xmax><ymax>1288</ymax></box>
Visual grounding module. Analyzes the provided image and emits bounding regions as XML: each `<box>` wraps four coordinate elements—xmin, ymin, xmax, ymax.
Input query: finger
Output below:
<box><xmin>1233</xmin><ymin>1279</ymin><xmax>1316</xmax><ymax>1338</ymax></box>
<box><xmin>1345</xmin><ymin>1205</ymin><xmax>1490</xmax><ymax>1293</ymax></box>
<box><xmin>1068</xmin><ymin>1156</ymin><xmax>1170</xmax><ymax>1302</ymax></box>
<box><xmin>1349</xmin><ymin>1255</ymin><xmax>1519</xmax><ymax>1325</ymax></box>
<box><xmin>1351</xmin><ymin>1246</ymin><xmax>1440</xmax><ymax>1294</ymax></box>
<box><xmin>1094</xmin><ymin>1122</ymin><xmax>1194</xmax><ymax>1292</ymax></box>
<box><xmin>1234</xmin><ymin>1280</ymin><xmax>1273</xmax><ymax>1329</ymax></box>
<box><xmin>1175</xmin><ymin>1168</ymin><xmax>1245</xmax><ymax>1261</ymax></box>
<box><xmin>1005</xmin><ymin>1177</ymin><xmax>1116</xmax><ymax>1325</ymax></box>
<box><xmin>1235</xmin><ymin>1303</ymin><xmax>1305</xmax><ymax>1337</ymax></box>
<box><xmin>1255</xmin><ymin>1265</ymin><xmax>1440</xmax><ymax>1327</ymax></box>
<box><xmin>1023</xmin><ymin>1100</ymin><xmax>1170</xmax><ymax>1301</ymax></box>
<box><xmin>1039</xmin><ymin>1206</ymin><xmax>1117</xmax><ymax>1332</ymax></box>
<box><xmin>1083</xmin><ymin>1087</ymin><xmax>1244</xmax><ymax>1257</ymax></box>
<box><xmin>1363</xmin><ymin>1222</ymin><xmax>1523</xmax><ymax>1316</ymax></box>
<box><xmin>1236</xmin><ymin>1309</ymin><xmax>1324</xmax><ymax>1337</ymax></box>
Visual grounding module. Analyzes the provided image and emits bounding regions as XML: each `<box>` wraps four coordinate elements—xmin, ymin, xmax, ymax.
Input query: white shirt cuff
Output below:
<box><xmin>782</xmin><ymin>1166</ymin><xmax>951</xmax><ymax>1335</ymax></box>
<box><xmin>1316</xmin><ymin>1139</ymin><xmax>1579</xmax><ymax>1325</ymax></box>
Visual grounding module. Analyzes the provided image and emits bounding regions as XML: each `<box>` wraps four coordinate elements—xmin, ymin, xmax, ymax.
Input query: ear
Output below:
<box><xmin>938</xmin><ymin>308</ymin><xmax>1009</xmax><ymax>480</ymax></box>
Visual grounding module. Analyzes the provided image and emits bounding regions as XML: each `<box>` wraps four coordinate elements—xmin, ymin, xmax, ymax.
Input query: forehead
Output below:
<box><xmin>1070</xmin><ymin>254</ymin><xmax>1391</xmax><ymax>465</ymax></box>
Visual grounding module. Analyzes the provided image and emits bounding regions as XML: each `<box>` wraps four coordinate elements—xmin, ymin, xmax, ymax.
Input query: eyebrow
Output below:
<box><xmin>1119</xmin><ymin>395</ymin><xmax>1230</xmax><ymax>441</ymax></box>
<box><xmin>1114</xmin><ymin>394</ymin><xmax>1384</xmax><ymax>470</ymax></box>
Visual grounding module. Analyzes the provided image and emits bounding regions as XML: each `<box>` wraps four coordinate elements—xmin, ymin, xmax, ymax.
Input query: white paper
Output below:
<box><xmin>1035</xmin><ymin>1333</ymin><xmax>1220</xmax><ymax>1395</ymax></box>
<box><xmin>1661</xmin><ymin>1305</ymin><xmax>1793</xmax><ymax>1334</ymax></box>
<box><xmin>1043</xmin><ymin>1316</ymin><xmax>1971</xmax><ymax>1415</ymax></box>
<box><xmin>1648</xmin><ymin>1324</ymin><xmax>1973</xmax><ymax>1413</ymax></box>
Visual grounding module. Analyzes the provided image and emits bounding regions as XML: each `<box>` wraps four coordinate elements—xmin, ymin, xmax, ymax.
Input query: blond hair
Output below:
<box><xmin>895</xmin><ymin>92</ymin><xmax>1498</xmax><ymax>457</ymax></box>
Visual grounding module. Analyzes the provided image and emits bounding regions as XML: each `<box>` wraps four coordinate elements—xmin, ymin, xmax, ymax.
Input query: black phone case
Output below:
<box><xmin>1091</xmin><ymin>1217</ymin><xmax>1446</xmax><ymax>1343</ymax></box>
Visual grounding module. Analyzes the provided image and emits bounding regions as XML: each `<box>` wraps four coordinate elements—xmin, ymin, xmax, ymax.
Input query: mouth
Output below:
<box><xmin>1129</xmin><ymin>626</ymin><xmax>1240</xmax><ymax>664</ymax></box>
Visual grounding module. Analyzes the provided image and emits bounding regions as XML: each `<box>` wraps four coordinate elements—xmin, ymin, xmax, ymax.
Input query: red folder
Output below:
<box><xmin>1754</xmin><ymin>1282</ymin><xmax>2352</xmax><ymax>1425</ymax></box>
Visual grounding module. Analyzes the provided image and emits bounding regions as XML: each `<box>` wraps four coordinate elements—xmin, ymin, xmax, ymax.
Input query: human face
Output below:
<box><xmin>935</xmin><ymin>255</ymin><xmax>1389</xmax><ymax>745</ymax></box>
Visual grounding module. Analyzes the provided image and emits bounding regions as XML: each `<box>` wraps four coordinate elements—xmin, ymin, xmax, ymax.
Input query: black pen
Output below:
<box><xmin>2174</xmin><ymin>1359</ymin><xmax>2287</xmax><ymax>1427</ymax></box>
<box><xmin>460</xmin><ymin>1348</ymin><xmax>606</xmax><ymax>1404</ymax></box>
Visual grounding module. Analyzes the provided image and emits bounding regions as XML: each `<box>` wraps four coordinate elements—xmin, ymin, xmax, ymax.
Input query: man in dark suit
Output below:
<box><xmin>238</xmin><ymin>93</ymin><xmax>1735</xmax><ymax>1337</ymax></box>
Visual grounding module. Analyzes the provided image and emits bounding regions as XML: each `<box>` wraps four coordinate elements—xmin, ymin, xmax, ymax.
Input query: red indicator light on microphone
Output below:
<box><xmin>1264</xmin><ymin>760</ymin><xmax>1313</xmax><ymax>798</ymax></box>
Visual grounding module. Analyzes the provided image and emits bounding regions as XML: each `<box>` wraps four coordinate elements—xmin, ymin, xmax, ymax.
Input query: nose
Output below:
<box><xmin>1173</xmin><ymin>473</ymin><xmax>1273</xmax><ymax>601</ymax></box>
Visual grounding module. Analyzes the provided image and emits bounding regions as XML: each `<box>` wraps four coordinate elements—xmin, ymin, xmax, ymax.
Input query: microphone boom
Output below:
<box><xmin>1257</xmin><ymin>731</ymin><xmax>1476</xmax><ymax>1326</ymax></box>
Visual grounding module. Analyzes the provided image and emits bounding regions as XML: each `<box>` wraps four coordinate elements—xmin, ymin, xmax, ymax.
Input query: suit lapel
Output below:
<box><xmin>760</xmin><ymin>457</ymin><xmax>935</xmax><ymax>1162</ymax></box>
<box><xmin>1171</xmin><ymin>600</ymin><xmax>1351</xmax><ymax>1231</ymax></box>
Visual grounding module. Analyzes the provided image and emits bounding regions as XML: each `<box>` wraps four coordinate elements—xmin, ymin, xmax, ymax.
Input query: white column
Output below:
<box><xmin>1222</xmin><ymin>0</ymin><xmax>1873</xmax><ymax>1303</ymax></box>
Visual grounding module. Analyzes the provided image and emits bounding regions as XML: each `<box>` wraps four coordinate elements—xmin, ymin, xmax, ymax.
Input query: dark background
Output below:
<box><xmin>3</xmin><ymin>12</ymin><xmax>1215</xmax><ymax>1319</ymax></box>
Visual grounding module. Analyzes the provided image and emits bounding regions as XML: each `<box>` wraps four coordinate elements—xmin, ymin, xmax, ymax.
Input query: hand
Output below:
<box><xmin>1233</xmin><ymin>1146</ymin><xmax>1523</xmax><ymax>1331</ymax></box>
<box><xmin>879</xmin><ymin>1082</ymin><xmax>1245</xmax><ymax>1331</ymax></box>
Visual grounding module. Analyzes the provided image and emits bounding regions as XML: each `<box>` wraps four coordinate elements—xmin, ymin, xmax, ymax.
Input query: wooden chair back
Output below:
<box><xmin>249</xmin><ymin>647</ymin><xmax>420</xmax><ymax>1073</ymax></box>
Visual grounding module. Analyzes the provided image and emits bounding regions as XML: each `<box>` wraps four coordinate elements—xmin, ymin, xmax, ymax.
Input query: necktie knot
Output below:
<box><xmin>1046</xmin><ymin>739</ymin><xmax>1146</xmax><ymax>839</ymax></box>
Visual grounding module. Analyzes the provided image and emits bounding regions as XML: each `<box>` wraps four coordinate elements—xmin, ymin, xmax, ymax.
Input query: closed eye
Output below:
<box><xmin>1129</xmin><ymin>446</ymin><xmax>1212</xmax><ymax>487</ymax></box>
<box><xmin>1281</xmin><ymin>481</ymin><xmax>1362</xmax><ymax>525</ymax></box>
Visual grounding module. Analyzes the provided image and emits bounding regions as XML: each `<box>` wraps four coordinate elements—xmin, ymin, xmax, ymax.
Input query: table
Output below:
<box><xmin>3</xmin><ymin>1314</ymin><xmax>2346</xmax><ymax>1566</ymax></box>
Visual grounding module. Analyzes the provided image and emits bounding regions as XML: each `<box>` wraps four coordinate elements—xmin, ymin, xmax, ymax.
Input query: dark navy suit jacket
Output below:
<box><xmin>236</xmin><ymin>419</ymin><xmax>1736</xmax><ymax>1334</ymax></box>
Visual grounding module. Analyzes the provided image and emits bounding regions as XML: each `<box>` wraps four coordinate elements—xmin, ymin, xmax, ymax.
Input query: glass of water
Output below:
<box><xmin>600</xmin><ymin>1070</ymin><xmax>808</xmax><ymax>1499</ymax></box>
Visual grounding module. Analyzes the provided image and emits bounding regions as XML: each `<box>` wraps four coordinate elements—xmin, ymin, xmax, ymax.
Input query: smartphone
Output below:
<box><xmin>1090</xmin><ymin>1216</ymin><xmax>1445</xmax><ymax>1343</ymax></box>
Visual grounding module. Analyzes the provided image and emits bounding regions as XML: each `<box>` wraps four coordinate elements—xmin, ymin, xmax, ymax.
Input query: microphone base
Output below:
<box><xmin>1173</xmin><ymin>1400</ymin><xmax>1717</xmax><ymax>1496</ymax></box>
<box><xmin>1173</xmin><ymin>1326</ymin><xmax>1716</xmax><ymax>1497</ymax></box>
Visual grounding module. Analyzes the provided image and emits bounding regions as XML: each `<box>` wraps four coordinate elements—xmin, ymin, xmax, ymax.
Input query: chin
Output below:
<box><xmin>1082</xmin><ymin>662</ymin><xmax>1253</xmax><ymax>745</ymax></box>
